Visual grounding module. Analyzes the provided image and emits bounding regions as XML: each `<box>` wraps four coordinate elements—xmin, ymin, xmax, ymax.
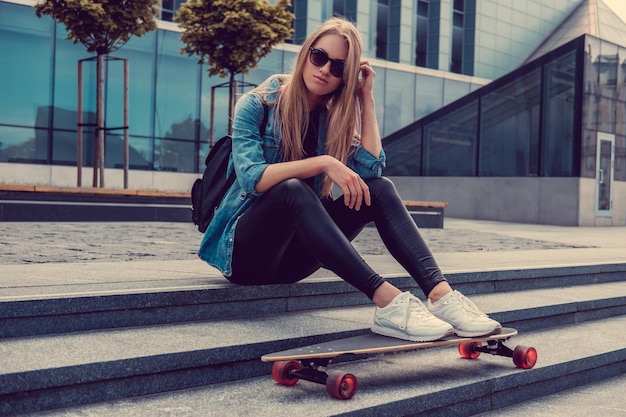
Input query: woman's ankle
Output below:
<box><xmin>427</xmin><ymin>282</ymin><xmax>453</xmax><ymax>303</ymax></box>
<box><xmin>372</xmin><ymin>282</ymin><xmax>402</xmax><ymax>308</ymax></box>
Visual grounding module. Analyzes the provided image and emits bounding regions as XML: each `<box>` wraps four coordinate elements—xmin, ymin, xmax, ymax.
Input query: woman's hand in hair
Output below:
<box><xmin>323</xmin><ymin>155</ymin><xmax>371</xmax><ymax>211</ymax></box>
<box><xmin>357</xmin><ymin>60</ymin><xmax>376</xmax><ymax>99</ymax></box>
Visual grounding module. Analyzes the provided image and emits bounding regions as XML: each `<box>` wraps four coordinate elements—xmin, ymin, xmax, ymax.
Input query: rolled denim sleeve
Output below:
<box><xmin>347</xmin><ymin>144</ymin><xmax>386</xmax><ymax>179</ymax></box>
<box><xmin>230</xmin><ymin>93</ymin><xmax>272</xmax><ymax>194</ymax></box>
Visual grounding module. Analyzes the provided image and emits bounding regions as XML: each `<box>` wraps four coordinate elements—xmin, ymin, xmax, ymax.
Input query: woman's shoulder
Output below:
<box><xmin>253</xmin><ymin>74</ymin><xmax>290</xmax><ymax>103</ymax></box>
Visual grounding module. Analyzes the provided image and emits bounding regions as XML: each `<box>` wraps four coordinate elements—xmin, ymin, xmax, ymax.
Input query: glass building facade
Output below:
<box><xmin>384</xmin><ymin>38</ymin><xmax>586</xmax><ymax>179</ymax></box>
<box><xmin>1</xmin><ymin>0</ymin><xmax>624</xmax><ymax>224</ymax></box>
<box><xmin>0</xmin><ymin>0</ymin><xmax>490</xmax><ymax>175</ymax></box>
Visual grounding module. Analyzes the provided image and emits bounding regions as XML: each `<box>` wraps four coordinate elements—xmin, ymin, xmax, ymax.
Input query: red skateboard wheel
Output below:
<box><xmin>458</xmin><ymin>341</ymin><xmax>482</xmax><ymax>359</ymax></box>
<box><xmin>271</xmin><ymin>360</ymin><xmax>301</xmax><ymax>386</ymax></box>
<box><xmin>512</xmin><ymin>345</ymin><xmax>537</xmax><ymax>369</ymax></box>
<box><xmin>326</xmin><ymin>370</ymin><xmax>358</xmax><ymax>400</ymax></box>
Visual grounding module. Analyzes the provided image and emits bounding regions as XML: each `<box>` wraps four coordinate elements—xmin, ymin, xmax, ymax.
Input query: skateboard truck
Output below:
<box><xmin>458</xmin><ymin>339</ymin><xmax>537</xmax><ymax>369</ymax></box>
<box><xmin>272</xmin><ymin>358</ymin><xmax>358</xmax><ymax>400</ymax></box>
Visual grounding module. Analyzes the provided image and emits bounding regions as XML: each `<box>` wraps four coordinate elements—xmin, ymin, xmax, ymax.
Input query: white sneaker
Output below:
<box><xmin>372</xmin><ymin>292</ymin><xmax>454</xmax><ymax>342</ymax></box>
<box><xmin>427</xmin><ymin>290</ymin><xmax>502</xmax><ymax>337</ymax></box>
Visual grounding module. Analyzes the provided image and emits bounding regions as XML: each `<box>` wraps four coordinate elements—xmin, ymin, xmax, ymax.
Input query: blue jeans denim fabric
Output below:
<box><xmin>229</xmin><ymin>177</ymin><xmax>447</xmax><ymax>299</ymax></box>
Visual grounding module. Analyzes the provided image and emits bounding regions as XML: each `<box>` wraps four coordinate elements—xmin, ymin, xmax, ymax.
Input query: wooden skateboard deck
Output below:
<box><xmin>262</xmin><ymin>328</ymin><xmax>537</xmax><ymax>399</ymax></box>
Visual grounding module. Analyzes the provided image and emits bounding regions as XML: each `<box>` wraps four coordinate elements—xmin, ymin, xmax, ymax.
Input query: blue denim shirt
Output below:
<box><xmin>198</xmin><ymin>77</ymin><xmax>387</xmax><ymax>276</ymax></box>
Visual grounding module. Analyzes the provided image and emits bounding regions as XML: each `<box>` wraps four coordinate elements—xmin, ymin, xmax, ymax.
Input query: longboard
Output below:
<box><xmin>262</xmin><ymin>327</ymin><xmax>536</xmax><ymax>399</ymax></box>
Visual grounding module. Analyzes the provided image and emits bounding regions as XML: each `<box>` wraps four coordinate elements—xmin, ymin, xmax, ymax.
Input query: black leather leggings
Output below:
<box><xmin>230</xmin><ymin>177</ymin><xmax>447</xmax><ymax>299</ymax></box>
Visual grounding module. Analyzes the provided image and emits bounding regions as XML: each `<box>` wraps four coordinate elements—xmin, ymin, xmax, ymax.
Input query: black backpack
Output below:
<box><xmin>191</xmin><ymin>105</ymin><xmax>268</xmax><ymax>233</ymax></box>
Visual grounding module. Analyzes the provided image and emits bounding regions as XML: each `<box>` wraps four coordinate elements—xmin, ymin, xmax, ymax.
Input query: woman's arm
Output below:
<box><xmin>357</xmin><ymin>61</ymin><xmax>382</xmax><ymax>158</ymax></box>
<box><xmin>254</xmin><ymin>156</ymin><xmax>327</xmax><ymax>193</ymax></box>
<box><xmin>256</xmin><ymin>155</ymin><xmax>371</xmax><ymax>211</ymax></box>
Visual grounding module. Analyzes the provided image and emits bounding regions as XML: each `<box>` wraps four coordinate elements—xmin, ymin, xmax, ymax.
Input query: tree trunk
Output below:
<box><xmin>93</xmin><ymin>53</ymin><xmax>106</xmax><ymax>187</ymax></box>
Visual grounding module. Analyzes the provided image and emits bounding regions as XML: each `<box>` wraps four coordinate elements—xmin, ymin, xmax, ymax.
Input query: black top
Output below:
<box><xmin>302</xmin><ymin>107</ymin><xmax>321</xmax><ymax>189</ymax></box>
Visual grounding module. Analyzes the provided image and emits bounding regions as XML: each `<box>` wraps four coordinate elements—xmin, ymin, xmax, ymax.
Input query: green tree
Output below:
<box><xmin>35</xmin><ymin>0</ymin><xmax>159</xmax><ymax>187</ymax></box>
<box><xmin>176</xmin><ymin>0</ymin><xmax>294</xmax><ymax>137</ymax></box>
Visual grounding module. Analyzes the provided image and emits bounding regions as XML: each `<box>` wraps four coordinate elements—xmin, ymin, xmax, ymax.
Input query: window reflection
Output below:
<box><xmin>424</xmin><ymin>101</ymin><xmax>478</xmax><ymax>176</ymax></box>
<box><xmin>480</xmin><ymin>69</ymin><xmax>541</xmax><ymax>176</ymax></box>
<box><xmin>0</xmin><ymin>3</ymin><xmax>53</xmax><ymax>128</ymax></box>
<box><xmin>542</xmin><ymin>50</ymin><xmax>576</xmax><ymax>177</ymax></box>
<box><xmin>0</xmin><ymin>126</ymin><xmax>45</xmax><ymax>163</ymax></box>
<box><xmin>415</xmin><ymin>74</ymin><xmax>443</xmax><ymax>119</ymax></box>
<box><xmin>383</xmin><ymin>69</ymin><xmax>416</xmax><ymax>136</ymax></box>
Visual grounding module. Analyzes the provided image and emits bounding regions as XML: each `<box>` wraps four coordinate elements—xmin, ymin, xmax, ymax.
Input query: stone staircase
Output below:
<box><xmin>1</xmin><ymin>263</ymin><xmax>626</xmax><ymax>416</ymax></box>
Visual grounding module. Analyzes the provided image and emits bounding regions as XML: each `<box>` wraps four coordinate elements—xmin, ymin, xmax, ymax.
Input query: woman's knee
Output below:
<box><xmin>271</xmin><ymin>178</ymin><xmax>321</xmax><ymax>209</ymax></box>
<box><xmin>273</xmin><ymin>178</ymin><xmax>312</xmax><ymax>195</ymax></box>
<box><xmin>366</xmin><ymin>177</ymin><xmax>399</xmax><ymax>201</ymax></box>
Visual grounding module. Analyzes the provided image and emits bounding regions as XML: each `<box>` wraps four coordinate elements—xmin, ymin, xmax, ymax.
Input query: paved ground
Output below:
<box><xmin>2</xmin><ymin>218</ymin><xmax>625</xmax><ymax>416</ymax></box>
<box><xmin>0</xmin><ymin>219</ymin><xmax>595</xmax><ymax>265</ymax></box>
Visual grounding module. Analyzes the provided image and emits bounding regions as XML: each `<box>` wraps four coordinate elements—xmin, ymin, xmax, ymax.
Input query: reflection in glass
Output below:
<box><xmin>0</xmin><ymin>126</ymin><xmax>46</xmax><ymax>163</ymax></box>
<box><xmin>542</xmin><ymin>50</ymin><xmax>577</xmax><ymax>177</ymax></box>
<box><xmin>0</xmin><ymin>3</ymin><xmax>53</xmax><ymax>128</ymax></box>
<box><xmin>415</xmin><ymin>74</ymin><xmax>443</xmax><ymax>120</ymax></box>
<box><xmin>154</xmin><ymin>31</ymin><xmax>200</xmax><ymax>141</ymax></box>
<box><xmin>480</xmin><ymin>69</ymin><xmax>541</xmax><ymax>176</ymax></box>
<box><xmin>424</xmin><ymin>101</ymin><xmax>478</xmax><ymax>176</ymax></box>
<box><xmin>383</xmin><ymin>69</ymin><xmax>416</xmax><ymax>135</ymax></box>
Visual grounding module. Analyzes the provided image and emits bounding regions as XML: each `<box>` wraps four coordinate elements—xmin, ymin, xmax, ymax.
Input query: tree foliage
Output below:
<box><xmin>35</xmin><ymin>0</ymin><xmax>160</xmax><ymax>55</ymax></box>
<box><xmin>175</xmin><ymin>0</ymin><xmax>294</xmax><ymax>78</ymax></box>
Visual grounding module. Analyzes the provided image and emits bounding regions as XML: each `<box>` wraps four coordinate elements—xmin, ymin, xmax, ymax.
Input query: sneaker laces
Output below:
<box><xmin>454</xmin><ymin>291</ymin><xmax>488</xmax><ymax>318</ymax></box>
<box><xmin>401</xmin><ymin>294</ymin><xmax>430</xmax><ymax>329</ymax></box>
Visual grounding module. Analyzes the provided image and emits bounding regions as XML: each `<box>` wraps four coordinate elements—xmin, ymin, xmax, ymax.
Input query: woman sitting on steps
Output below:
<box><xmin>198</xmin><ymin>17</ymin><xmax>501</xmax><ymax>342</ymax></box>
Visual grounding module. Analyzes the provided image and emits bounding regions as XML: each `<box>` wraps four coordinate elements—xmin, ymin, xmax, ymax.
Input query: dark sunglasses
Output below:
<box><xmin>309</xmin><ymin>47</ymin><xmax>345</xmax><ymax>78</ymax></box>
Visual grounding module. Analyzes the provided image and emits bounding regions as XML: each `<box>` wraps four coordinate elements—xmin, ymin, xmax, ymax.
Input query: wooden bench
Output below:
<box><xmin>0</xmin><ymin>184</ymin><xmax>191</xmax><ymax>222</ymax></box>
<box><xmin>403</xmin><ymin>200</ymin><xmax>448</xmax><ymax>229</ymax></box>
<box><xmin>0</xmin><ymin>184</ymin><xmax>190</xmax><ymax>199</ymax></box>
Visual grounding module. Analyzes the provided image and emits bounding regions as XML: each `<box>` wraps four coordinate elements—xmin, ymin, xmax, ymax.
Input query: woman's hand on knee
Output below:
<box><xmin>323</xmin><ymin>156</ymin><xmax>371</xmax><ymax>211</ymax></box>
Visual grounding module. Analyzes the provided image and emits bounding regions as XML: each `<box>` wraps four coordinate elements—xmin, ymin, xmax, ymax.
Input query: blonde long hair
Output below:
<box><xmin>255</xmin><ymin>17</ymin><xmax>363</xmax><ymax>196</ymax></box>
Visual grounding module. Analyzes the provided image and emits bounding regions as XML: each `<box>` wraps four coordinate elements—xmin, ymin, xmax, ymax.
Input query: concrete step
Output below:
<box><xmin>1</xmin><ymin>283</ymin><xmax>625</xmax><ymax>416</ymax></box>
<box><xmin>2</xmin><ymin>262</ymin><xmax>625</xmax><ymax>338</ymax></box>
<box><xmin>9</xmin><ymin>316</ymin><xmax>626</xmax><ymax>417</ymax></box>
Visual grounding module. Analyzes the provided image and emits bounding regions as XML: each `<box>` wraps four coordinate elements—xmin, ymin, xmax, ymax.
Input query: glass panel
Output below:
<box><xmin>154</xmin><ymin>31</ymin><xmax>199</xmax><ymax>141</ymax></box>
<box><xmin>108</xmin><ymin>32</ymin><xmax>157</xmax><ymax>138</ymax></box>
<box><xmin>383</xmin><ymin>69</ymin><xmax>415</xmax><ymax>135</ymax></box>
<box><xmin>541</xmin><ymin>50</ymin><xmax>576</xmax><ymax>177</ymax></box>
<box><xmin>582</xmin><ymin>129</ymin><xmax>597</xmax><ymax>178</ymax></box>
<box><xmin>592</xmin><ymin>40</ymin><xmax>619</xmax><ymax>134</ymax></box>
<box><xmin>332</xmin><ymin>0</ymin><xmax>358</xmax><ymax>22</ymax></box>
<box><xmin>0</xmin><ymin>3</ymin><xmax>53</xmax><ymax>128</ymax></box>
<box><xmin>617</xmin><ymin>44</ymin><xmax>626</xmax><ymax>181</ymax></box>
<box><xmin>376</xmin><ymin>0</ymin><xmax>389</xmax><ymax>59</ymax></box>
<box><xmin>424</xmin><ymin>101</ymin><xmax>478</xmax><ymax>176</ymax></box>
<box><xmin>443</xmin><ymin>78</ymin><xmax>471</xmax><ymax>105</ymax></box>
<box><xmin>451</xmin><ymin>25</ymin><xmax>463</xmax><ymax>73</ymax></box>
<box><xmin>415</xmin><ymin>11</ymin><xmax>428</xmax><ymax>67</ymax></box>
<box><xmin>479</xmin><ymin>68</ymin><xmax>541</xmax><ymax>176</ymax></box>
<box><xmin>616</xmin><ymin>134</ymin><xmax>626</xmax><ymax>181</ymax></box>
<box><xmin>51</xmin><ymin>129</ymin><xmax>80</xmax><ymax>166</ymax></box>
<box><xmin>582</xmin><ymin>37</ymin><xmax>601</xmax><ymax>179</ymax></box>
<box><xmin>154</xmin><ymin>138</ymin><xmax>196</xmax><ymax>172</ymax></box>
<box><xmin>125</xmin><ymin>136</ymin><xmax>154</xmax><ymax>169</ymax></box>
<box><xmin>107</xmin><ymin>135</ymin><xmax>153</xmax><ymax>170</ymax></box>
<box><xmin>0</xmin><ymin>125</ymin><xmax>47</xmax><ymax>163</ymax></box>
<box><xmin>415</xmin><ymin>74</ymin><xmax>443</xmax><ymax>119</ymax></box>
<box><xmin>382</xmin><ymin>126</ymin><xmax>422</xmax><ymax>176</ymax></box>
<box><xmin>616</xmin><ymin>45</ymin><xmax>626</xmax><ymax>181</ymax></box>
<box><xmin>54</xmin><ymin>25</ymin><xmax>96</xmax><ymax>119</ymax></box>
<box><xmin>596</xmin><ymin>133</ymin><xmax>614</xmax><ymax>214</ymax></box>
